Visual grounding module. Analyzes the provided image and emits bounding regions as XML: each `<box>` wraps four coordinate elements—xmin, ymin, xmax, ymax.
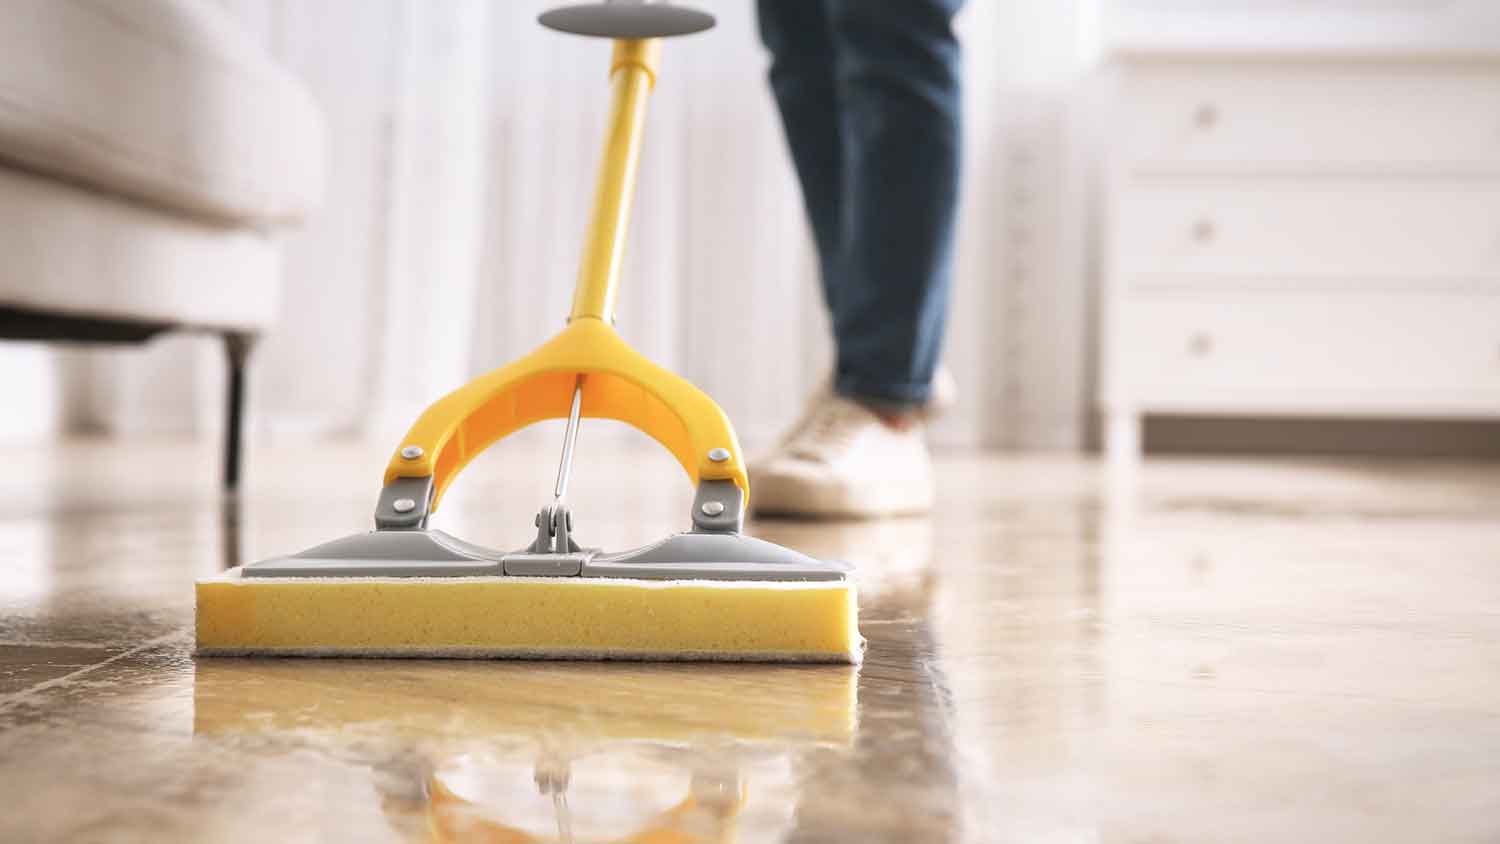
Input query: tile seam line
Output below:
<box><xmin>0</xmin><ymin>639</ymin><xmax>118</xmax><ymax>650</ymax></box>
<box><xmin>0</xmin><ymin>628</ymin><xmax>188</xmax><ymax>713</ymax></box>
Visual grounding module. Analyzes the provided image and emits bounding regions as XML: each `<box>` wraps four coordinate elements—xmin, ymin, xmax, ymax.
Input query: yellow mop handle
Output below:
<box><xmin>570</xmin><ymin>39</ymin><xmax>661</xmax><ymax>322</ymax></box>
<box><xmin>382</xmin><ymin>35</ymin><xmax>748</xmax><ymax>512</ymax></box>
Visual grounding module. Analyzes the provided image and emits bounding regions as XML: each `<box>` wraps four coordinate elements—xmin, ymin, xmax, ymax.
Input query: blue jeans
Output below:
<box><xmin>757</xmin><ymin>0</ymin><xmax>963</xmax><ymax>409</ymax></box>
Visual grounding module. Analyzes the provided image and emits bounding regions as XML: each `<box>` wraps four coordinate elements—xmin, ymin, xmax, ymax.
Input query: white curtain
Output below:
<box><xmin>41</xmin><ymin>0</ymin><xmax>1099</xmax><ymax>451</ymax></box>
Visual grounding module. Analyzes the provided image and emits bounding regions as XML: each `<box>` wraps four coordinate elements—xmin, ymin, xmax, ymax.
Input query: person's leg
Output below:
<box><xmin>750</xmin><ymin>0</ymin><xmax>960</xmax><ymax>518</ymax></box>
<box><xmin>756</xmin><ymin>0</ymin><xmax>844</xmax><ymax>316</ymax></box>
<box><xmin>826</xmin><ymin>0</ymin><xmax>963</xmax><ymax>411</ymax></box>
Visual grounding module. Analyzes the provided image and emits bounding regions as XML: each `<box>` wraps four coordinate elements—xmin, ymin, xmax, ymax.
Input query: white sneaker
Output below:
<box><xmin>749</xmin><ymin>385</ymin><xmax>935</xmax><ymax>518</ymax></box>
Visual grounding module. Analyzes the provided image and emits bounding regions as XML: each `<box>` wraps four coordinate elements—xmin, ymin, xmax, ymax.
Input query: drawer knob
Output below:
<box><xmin>1194</xmin><ymin>104</ymin><xmax>1218</xmax><ymax>129</ymax></box>
<box><xmin>1187</xmin><ymin>333</ymin><xmax>1214</xmax><ymax>357</ymax></box>
<box><xmin>1192</xmin><ymin>218</ymin><xmax>1216</xmax><ymax>243</ymax></box>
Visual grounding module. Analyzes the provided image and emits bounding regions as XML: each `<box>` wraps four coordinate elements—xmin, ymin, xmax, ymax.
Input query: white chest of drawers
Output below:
<box><xmin>1098</xmin><ymin>50</ymin><xmax>1500</xmax><ymax>462</ymax></box>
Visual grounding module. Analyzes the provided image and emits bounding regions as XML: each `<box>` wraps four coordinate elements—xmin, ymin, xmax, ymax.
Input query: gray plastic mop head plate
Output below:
<box><xmin>243</xmin><ymin>528</ymin><xmax>850</xmax><ymax>583</ymax></box>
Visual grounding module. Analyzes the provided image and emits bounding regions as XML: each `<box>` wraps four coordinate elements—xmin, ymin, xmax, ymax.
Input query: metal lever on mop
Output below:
<box><xmin>535</xmin><ymin>375</ymin><xmax>586</xmax><ymax>554</ymax></box>
<box><xmin>553</xmin><ymin>375</ymin><xmax>584</xmax><ymax>504</ymax></box>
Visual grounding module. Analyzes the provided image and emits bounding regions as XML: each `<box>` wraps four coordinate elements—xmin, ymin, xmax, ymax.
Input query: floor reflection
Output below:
<box><xmin>750</xmin><ymin>517</ymin><xmax>959</xmax><ymax>842</ymax></box>
<box><xmin>427</xmin><ymin>752</ymin><xmax>755</xmax><ymax>842</ymax></box>
<box><xmin>220</xmin><ymin>492</ymin><xmax>242</xmax><ymax>571</ymax></box>
<box><xmin>194</xmin><ymin>659</ymin><xmax>854</xmax><ymax>842</ymax></box>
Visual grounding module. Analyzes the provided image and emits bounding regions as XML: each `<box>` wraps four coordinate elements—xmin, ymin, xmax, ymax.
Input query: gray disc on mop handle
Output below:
<box><xmin>539</xmin><ymin>1</ymin><xmax>715</xmax><ymax>39</ymax></box>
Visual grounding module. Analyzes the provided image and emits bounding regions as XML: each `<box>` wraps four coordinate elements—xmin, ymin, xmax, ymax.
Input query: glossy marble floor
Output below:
<box><xmin>1</xmin><ymin>435</ymin><xmax>1498</xmax><ymax>843</ymax></box>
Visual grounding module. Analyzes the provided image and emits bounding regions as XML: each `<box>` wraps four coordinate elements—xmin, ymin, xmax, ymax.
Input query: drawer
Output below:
<box><xmin>1114</xmin><ymin>295</ymin><xmax>1500</xmax><ymax>410</ymax></box>
<box><xmin>1117</xmin><ymin>62</ymin><xmax>1500</xmax><ymax>173</ymax></box>
<box><xmin>1113</xmin><ymin>182</ymin><xmax>1500</xmax><ymax>286</ymax></box>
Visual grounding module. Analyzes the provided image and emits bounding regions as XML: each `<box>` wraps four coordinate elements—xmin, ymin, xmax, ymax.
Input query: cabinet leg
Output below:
<box><xmin>1105</xmin><ymin>409</ymin><xmax>1142</xmax><ymax>470</ymax></box>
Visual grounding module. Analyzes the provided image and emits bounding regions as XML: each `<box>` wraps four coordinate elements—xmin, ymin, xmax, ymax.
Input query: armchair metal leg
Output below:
<box><xmin>222</xmin><ymin>333</ymin><xmax>255</xmax><ymax>491</ymax></box>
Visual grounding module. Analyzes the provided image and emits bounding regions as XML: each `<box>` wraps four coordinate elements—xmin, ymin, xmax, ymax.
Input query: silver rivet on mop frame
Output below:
<box><xmin>400</xmin><ymin>445</ymin><xmax>424</xmax><ymax>460</ymax></box>
<box><xmin>392</xmin><ymin>498</ymin><xmax>416</xmax><ymax>513</ymax></box>
<box><xmin>701</xmin><ymin>501</ymin><xmax>725</xmax><ymax>516</ymax></box>
<box><xmin>707</xmin><ymin>448</ymin><xmax>730</xmax><ymax>462</ymax></box>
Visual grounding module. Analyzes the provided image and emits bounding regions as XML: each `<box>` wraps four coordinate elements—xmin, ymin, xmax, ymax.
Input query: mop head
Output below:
<box><xmin>195</xmin><ymin>569</ymin><xmax>862</xmax><ymax>663</ymax></box>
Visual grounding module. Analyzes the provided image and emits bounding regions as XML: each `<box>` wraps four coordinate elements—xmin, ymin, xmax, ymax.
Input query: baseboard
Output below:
<box><xmin>1140</xmin><ymin>415</ymin><xmax>1500</xmax><ymax>459</ymax></box>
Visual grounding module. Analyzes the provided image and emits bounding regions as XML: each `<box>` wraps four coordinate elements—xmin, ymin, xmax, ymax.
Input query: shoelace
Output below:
<box><xmin>786</xmin><ymin>398</ymin><xmax>866</xmax><ymax>461</ymax></box>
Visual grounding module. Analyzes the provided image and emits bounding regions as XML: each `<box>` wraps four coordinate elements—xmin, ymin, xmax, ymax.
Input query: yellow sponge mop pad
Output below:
<box><xmin>196</xmin><ymin>569</ymin><xmax>862</xmax><ymax>663</ymax></box>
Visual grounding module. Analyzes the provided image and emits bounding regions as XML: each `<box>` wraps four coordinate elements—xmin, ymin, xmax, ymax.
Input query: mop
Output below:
<box><xmin>195</xmin><ymin>2</ymin><xmax>861</xmax><ymax>663</ymax></box>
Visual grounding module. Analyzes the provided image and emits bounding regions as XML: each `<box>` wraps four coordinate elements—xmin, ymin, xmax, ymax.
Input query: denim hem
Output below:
<box><xmin>834</xmin><ymin>373</ymin><xmax>932</xmax><ymax>412</ymax></box>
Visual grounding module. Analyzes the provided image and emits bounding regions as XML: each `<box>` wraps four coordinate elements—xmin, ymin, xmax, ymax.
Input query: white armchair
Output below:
<box><xmin>0</xmin><ymin>0</ymin><xmax>324</xmax><ymax>486</ymax></box>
